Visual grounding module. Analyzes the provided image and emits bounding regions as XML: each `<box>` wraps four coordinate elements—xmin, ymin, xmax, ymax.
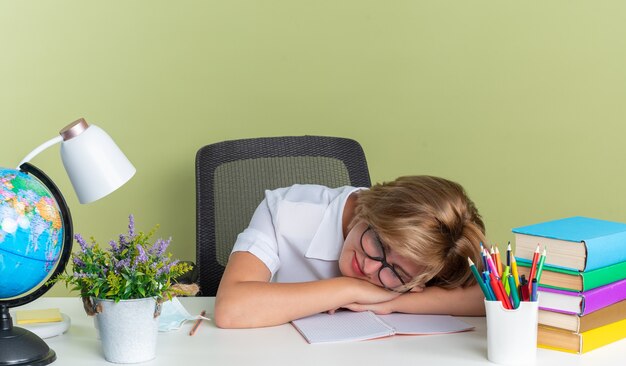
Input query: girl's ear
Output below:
<box><xmin>410</xmin><ymin>285</ymin><xmax>425</xmax><ymax>293</ymax></box>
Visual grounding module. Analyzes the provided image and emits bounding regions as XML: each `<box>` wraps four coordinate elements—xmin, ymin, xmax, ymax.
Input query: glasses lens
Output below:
<box><xmin>379</xmin><ymin>267</ymin><xmax>405</xmax><ymax>289</ymax></box>
<box><xmin>361</xmin><ymin>228</ymin><xmax>384</xmax><ymax>259</ymax></box>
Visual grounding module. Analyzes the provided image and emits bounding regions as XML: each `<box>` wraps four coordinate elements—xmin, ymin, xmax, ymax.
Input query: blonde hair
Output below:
<box><xmin>352</xmin><ymin>175</ymin><xmax>485</xmax><ymax>290</ymax></box>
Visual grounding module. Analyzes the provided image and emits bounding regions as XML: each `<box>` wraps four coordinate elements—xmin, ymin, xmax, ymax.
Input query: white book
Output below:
<box><xmin>291</xmin><ymin>311</ymin><xmax>474</xmax><ymax>344</ymax></box>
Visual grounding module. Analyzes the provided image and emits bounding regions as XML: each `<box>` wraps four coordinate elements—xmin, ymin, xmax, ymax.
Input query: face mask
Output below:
<box><xmin>158</xmin><ymin>297</ymin><xmax>210</xmax><ymax>332</ymax></box>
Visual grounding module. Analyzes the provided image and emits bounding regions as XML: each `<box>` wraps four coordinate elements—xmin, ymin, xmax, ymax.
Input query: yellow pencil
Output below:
<box><xmin>511</xmin><ymin>255</ymin><xmax>520</xmax><ymax>288</ymax></box>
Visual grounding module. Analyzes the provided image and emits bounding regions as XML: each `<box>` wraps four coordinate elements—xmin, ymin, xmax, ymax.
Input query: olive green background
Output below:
<box><xmin>2</xmin><ymin>2</ymin><xmax>626</xmax><ymax>296</ymax></box>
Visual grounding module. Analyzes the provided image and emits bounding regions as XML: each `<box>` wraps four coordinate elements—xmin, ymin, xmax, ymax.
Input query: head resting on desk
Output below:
<box><xmin>344</xmin><ymin>175</ymin><xmax>486</xmax><ymax>292</ymax></box>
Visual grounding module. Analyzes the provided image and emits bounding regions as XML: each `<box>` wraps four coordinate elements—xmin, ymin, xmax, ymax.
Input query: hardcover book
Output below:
<box><xmin>538</xmin><ymin>299</ymin><xmax>626</xmax><ymax>333</ymax></box>
<box><xmin>538</xmin><ymin>318</ymin><xmax>626</xmax><ymax>354</ymax></box>
<box><xmin>512</xmin><ymin>216</ymin><xmax>626</xmax><ymax>271</ymax></box>
<box><xmin>291</xmin><ymin>311</ymin><xmax>474</xmax><ymax>344</ymax></box>
<box><xmin>537</xmin><ymin>277</ymin><xmax>626</xmax><ymax>316</ymax></box>
<box><xmin>516</xmin><ymin>258</ymin><xmax>626</xmax><ymax>292</ymax></box>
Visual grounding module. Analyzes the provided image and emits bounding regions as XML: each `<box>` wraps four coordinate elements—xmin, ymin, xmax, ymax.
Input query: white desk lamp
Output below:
<box><xmin>0</xmin><ymin>118</ymin><xmax>135</xmax><ymax>366</ymax></box>
<box><xmin>18</xmin><ymin>118</ymin><xmax>136</xmax><ymax>203</ymax></box>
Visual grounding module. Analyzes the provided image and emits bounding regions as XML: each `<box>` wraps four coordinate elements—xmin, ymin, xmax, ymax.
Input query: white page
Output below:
<box><xmin>292</xmin><ymin>311</ymin><xmax>394</xmax><ymax>344</ymax></box>
<box><xmin>377</xmin><ymin>313</ymin><xmax>474</xmax><ymax>335</ymax></box>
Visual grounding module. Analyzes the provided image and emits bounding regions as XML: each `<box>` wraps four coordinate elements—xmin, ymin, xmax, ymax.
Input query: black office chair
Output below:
<box><xmin>195</xmin><ymin>136</ymin><xmax>371</xmax><ymax>296</ymax></box>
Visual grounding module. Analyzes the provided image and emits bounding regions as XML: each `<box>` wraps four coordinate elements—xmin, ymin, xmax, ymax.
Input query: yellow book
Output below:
<box><xmin>538</xmin><ymin>317</ymin><xmax>626</xmax><ymax>354</ymax></box>
<box><xmin>15</xmin><ymin>308</ymin><xmax>62</xmax><ymax>325</ymax></box>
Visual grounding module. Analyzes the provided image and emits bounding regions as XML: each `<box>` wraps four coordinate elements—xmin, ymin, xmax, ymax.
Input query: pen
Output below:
<box><xmin>520</xmin><ymin>275</ymin><xmax>529</xmax><ymax>302</ymax></box>
<box><xmin>506</xmin><ymin>242</ymin><xmax>512</xmax><ymax>267</ymax></box>
<box><xmin>189</xmin><ymin>310</ymin><xmax>206</xmax><ymax>336</ymax></box>
<box><xmin>536</xmin><ymin>248</ymin><xmax>547</xmax><ymax>283</ymax></box>
<box><xmin>468</xmin><ymin>258</ymin><xmax>494</xmax><ymax>301</ymax></box>
<box><xmin>531</xmin><ymin>278</ymin><xmax>538</xmax><ymax>302</ymax></box>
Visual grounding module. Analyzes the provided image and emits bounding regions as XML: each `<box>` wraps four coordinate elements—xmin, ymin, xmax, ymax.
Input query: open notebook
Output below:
<box><xmin>291</xmin><ymin>311</ymin><xmax>474</xmax><ymax>344</ymax></box>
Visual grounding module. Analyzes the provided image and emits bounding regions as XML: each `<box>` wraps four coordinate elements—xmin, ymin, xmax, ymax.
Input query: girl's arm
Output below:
<box><xmin>214</xmin><ymin>251</ymin><xmax>400</xmax><ymax>328</ymax></box>
<box><xmin>342</xmin><ymin>284</ymin><xmax>486</xmax><ymax>316</ymax></box>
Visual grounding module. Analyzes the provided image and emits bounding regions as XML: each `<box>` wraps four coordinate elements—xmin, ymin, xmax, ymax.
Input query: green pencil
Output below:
<box><xmin>468</xmin><ymin>257</ymin><xmax>495</xmax><ymax>301</ymax></box>
<box><xmin>507</xmin><ymin>274</ymin><xmax>520</xmax><ymax>309</ymax></box>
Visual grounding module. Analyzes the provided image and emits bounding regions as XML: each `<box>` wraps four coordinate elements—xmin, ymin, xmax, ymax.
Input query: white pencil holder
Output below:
<box><xmin>484</xmin><ymin>299</ymin><xmax>538</xmax><ymax>365</ymax></box>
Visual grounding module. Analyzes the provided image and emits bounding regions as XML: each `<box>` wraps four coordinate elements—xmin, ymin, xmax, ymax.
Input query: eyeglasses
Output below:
<box><xmin>360</xmin><ymin>226</ymin><xmax>412</xmax><ymax>292</ymax></box>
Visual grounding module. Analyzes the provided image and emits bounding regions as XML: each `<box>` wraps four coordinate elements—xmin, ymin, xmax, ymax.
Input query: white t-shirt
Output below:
<box><xmin>231</xmin><ymin>184</ymin><xmax>363</xmax><ymax>283</ymax></box>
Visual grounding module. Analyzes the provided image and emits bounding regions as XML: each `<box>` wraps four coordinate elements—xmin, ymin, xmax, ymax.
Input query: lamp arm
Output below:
<box><xmin>17</xmin><ymin>135</ymin><xmax>63</xmax><ymax>168</ymax></box>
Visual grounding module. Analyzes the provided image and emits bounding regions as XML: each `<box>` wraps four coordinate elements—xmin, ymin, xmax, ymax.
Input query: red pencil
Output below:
<box><xmin>489</xmin><ymin>271</ymin><xmax>512</xmax><ymax>309</ymax></box>
<box><xmin>528</xmin><ymin>244</ymin><xmax>541</xmax><ymax>292</ymax></box>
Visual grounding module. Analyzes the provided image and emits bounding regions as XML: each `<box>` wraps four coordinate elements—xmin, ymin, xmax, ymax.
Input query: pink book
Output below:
<box><xmin>538</xmin><ymin>277</ymin><xmax>626</xmax><ymax>315</ymax></box>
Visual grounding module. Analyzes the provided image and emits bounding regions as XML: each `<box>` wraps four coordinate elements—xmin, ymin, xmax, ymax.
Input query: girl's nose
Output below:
<box><xmin>362</xmin><ymin>257</ymin><xmax>383</xmax><ymax>276</ymax></box>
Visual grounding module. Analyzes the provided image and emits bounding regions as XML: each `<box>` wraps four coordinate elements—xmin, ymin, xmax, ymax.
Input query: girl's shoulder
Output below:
<box><xmin>266</xmin><ymin>184</ymin><xmax>358</xmax><ymax>205</ymax></box>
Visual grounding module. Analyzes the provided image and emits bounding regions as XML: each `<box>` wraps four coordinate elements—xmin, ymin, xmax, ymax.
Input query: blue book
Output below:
<box><xmin>512</xmin><ymin>216</ymin><xmax>626</xmax><ymax>272</ymax></box>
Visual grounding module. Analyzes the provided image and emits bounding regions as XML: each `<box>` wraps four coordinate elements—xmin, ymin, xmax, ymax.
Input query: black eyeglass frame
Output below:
<box><xmin>359</xmin><ymin>226</ymin><xmax>412</xmax><ymax>293</ymax></box>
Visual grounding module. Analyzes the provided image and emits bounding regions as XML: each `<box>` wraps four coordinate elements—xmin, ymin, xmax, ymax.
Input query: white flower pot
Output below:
<box><xmin>94</xmin><ymin>297</ymin><xmax>159</xmax><ymax>363</ymax></box>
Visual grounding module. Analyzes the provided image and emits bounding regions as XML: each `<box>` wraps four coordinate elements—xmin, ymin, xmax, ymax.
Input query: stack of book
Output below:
<box><xmin>513</xmin><ymin>216</ymin><xmax>626</xmax><ymax>354</ymax></box>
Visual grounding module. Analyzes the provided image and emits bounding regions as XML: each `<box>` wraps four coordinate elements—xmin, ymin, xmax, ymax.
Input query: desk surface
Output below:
<box><xmin>13</xmin><ymin>297</ymin><xmax>626</xmax><ymax>365</ymax></box>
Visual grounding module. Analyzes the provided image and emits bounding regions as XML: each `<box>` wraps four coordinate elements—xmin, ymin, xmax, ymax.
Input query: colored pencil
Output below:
<box><xmin>510</xmin><ymin>255</ymin><xmax>520</xmax><ymax>288</ymax></box>
<box><xmin>484</xmin><ymin>248</ymin><xmax>499</xmax><ymax>278</ymax></box>
<box><xmin>489</xmin><ymin>271</ymin><xmax>512</xmax><ymax>309</ymax></box>
<box><xmin>535</xmin><ymin>248</ymin><xmax>547</xmax><ymax>283</ymax></box>
<box><xmin>483</xmin><ymin>272</ymin><xmax>497</xmax><ymax>302</ymax></box>
<box><xmin>494</xmin><ymin>246</ymin><xmax>503</xmax><ymax>276</ymax></box>
<box><xmin>468</xmin><ymin>258</ymin><xmax>494</xmax><ymax>301</ymax></box>
<box><xmin>507</xmin><ymin>274</ymin><xmax>520</xmax><ymax>309</ymax></box>
<box><xmin>480</xmin><ymin>243</ymin><xmax>489</xmax><ymax>271</ymax></box>
<box><xmin>527</xmin><ymin>244</ymin><xmax>541</xmax><ymax>292</ymax></box>
<box><xmin>189</xmin><ymin>310</ymin><xmax>206</xmax><ymax>336</ymax></box>
<box><xmin>502</xmin><ymin>266</ymin><xmax>511</xmax><ymax>294</ymax></box>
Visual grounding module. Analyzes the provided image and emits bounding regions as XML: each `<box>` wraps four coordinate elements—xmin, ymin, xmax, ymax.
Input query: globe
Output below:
<box><xmin>0</xmin><ymin>163</ymin><xmax>73</xmax><ymax>366</ymax></box>
<box><xmin>0</xmin><ymin>168</ymin><xmax>64</xmax><ymax>299</ymax></box>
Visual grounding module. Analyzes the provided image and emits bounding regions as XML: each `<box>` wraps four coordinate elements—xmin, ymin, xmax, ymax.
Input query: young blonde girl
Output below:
<box><xmin>215</xmin><ymin>175</ymin><xmax>486</xmax><ymax>328</ymax></box>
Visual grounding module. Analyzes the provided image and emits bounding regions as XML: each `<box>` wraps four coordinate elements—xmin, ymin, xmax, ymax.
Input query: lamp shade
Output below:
<box><xmin>60</xmin><ymin>119</ymin><xmax>136</xmax><ymax>204</ymax></box>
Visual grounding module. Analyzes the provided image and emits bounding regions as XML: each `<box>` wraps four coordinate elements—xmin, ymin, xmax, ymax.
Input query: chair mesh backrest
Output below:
<box><xmin>196</xmin><ymin>136</ymin><xmax>371</xmax><ymax>296</ymax></box>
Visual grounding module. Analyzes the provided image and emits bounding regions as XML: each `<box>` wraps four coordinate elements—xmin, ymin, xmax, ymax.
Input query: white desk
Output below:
<box><xmin>13</xmin><ymin>297</ymin><xmax>625</xmax><ymax>365</ymax></box>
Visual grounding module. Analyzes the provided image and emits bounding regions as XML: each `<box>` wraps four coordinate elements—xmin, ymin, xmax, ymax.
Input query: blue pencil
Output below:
<box><xmin>480</xmin><ymin>243</ymin><xmax>489</xmax><ymax>271</ymax></box>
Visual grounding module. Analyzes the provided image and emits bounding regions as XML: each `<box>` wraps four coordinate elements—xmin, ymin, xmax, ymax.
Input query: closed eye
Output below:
<box><xmin>392</xmin><ymin>265</ymin><xmax>413</xmax><ymax>283</ymax></box>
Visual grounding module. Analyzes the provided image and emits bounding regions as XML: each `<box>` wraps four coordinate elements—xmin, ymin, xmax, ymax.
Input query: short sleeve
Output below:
<box><xmin>230</xmin><ymin>198</ymin><xmax>281</xmax><ymax>275</ymax></box>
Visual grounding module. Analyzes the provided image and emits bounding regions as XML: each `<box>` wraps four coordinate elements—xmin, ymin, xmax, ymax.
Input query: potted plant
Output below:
<box><xmin>52</xmin><ymin>214</ymin><xmax>197</xmax><ymax>363</ymax></box>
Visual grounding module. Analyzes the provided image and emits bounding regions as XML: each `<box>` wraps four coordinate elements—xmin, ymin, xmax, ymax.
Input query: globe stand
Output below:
<box><xmin>0</xmin><ymin>164</ymin><xmax>73</xmax><ymax>366</ymax></box>
<box><xmin>0</xmin><ymin>305</ymin><xmax>56</xmax><ymax>366</ymax></box>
